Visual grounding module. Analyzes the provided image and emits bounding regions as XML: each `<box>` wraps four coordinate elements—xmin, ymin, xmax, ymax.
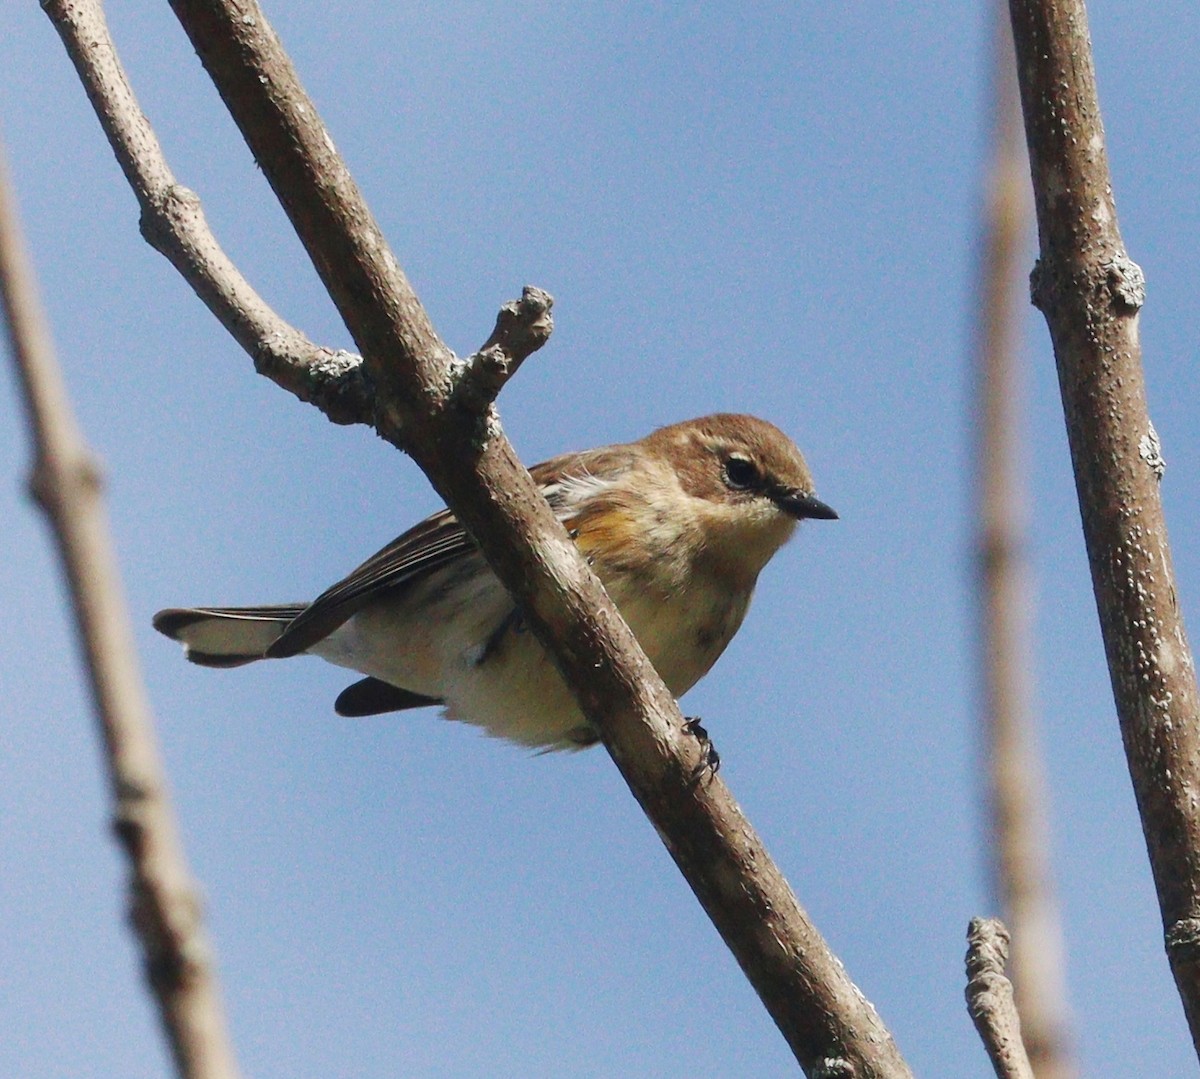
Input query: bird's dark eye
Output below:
<box><xmin>723</xmin><ymin>456</ymin><xmax>759</xmax><ymax>490</ymax></box>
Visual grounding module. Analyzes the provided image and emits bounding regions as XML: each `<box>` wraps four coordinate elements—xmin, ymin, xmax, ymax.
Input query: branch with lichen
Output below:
<box><xmin>1008</xmin><ymin>0</ymin><xmax>1200</xmax><ymax>1055</ymax></box>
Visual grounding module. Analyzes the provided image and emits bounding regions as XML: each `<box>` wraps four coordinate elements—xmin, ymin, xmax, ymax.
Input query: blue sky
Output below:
<box><xmin>3</xmin><ymin>3</ymin><xmax>1199</xmax><ymax>1076</ymax></box>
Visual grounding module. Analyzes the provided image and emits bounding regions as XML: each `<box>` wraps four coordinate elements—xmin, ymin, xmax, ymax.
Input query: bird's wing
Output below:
<box><xmin>266</xmin><ymin>446</ymin><xmax>632</xmax><ymax>658</ymax></box>
<box><xmin>267</xmin><ymin>508</ymin><xmax>472</xmax><ymax>656</ymax></box>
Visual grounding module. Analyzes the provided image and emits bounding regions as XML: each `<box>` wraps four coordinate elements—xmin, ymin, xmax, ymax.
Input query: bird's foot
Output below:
<box><xmin>683</xmin><ymin>715</ymin><xmax>720</xmax><ymax>786</ymax></box>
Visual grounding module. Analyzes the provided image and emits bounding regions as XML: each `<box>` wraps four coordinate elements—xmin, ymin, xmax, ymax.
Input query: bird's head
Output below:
<box><xmin>646</xmin><ymin>413</ymin><xmax>837</xmax><ymax>582</ymax></box>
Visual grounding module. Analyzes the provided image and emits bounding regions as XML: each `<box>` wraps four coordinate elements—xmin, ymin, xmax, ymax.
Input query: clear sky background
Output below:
<box><xmin>3</xmin><ymin>3</ymin><xmax>1199</xmax><ymax>1076</ymax></box>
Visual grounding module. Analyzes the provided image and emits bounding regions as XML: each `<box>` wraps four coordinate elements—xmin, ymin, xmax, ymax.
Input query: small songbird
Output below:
<box><xmin>154</xmin><ymin>414</ymin><xmax>836</xmax><ymax>750</ymax></box>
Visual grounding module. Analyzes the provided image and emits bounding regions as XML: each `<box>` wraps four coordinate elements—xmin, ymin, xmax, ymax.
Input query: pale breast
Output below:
<box><xmin>608</xmin><ymin>571</ymin><xmax>753</xmax><ymax>696</ymax></box>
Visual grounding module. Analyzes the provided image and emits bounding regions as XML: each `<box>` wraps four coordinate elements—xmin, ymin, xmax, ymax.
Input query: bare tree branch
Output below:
<box><xmin>454</xmin><ymin>286</ymin><xmax>556</xmax><ymax>413</ymax></box>
<box><xmin>966</xmin><ymin>918</ymin><xmax>1037</xmax><ymax>1079</ymax></box>
<box><xmin>43</xmin><ymin>0</ymin><xmax>913</xmax><ymax>1072</ymax></box>
<box><xmin>973</xmin><ymin>6</ymin><xmax>1074</xmax><ymax>1077</ymax></box>
<box><xmin>42</xmin><ymin>0</ymin><xmax>370</xmax><ymax>424</ymax></box>
<box><xmin>1007</xmin><ymin>0</ymin><xmax>1200</xmax><ymax>1051</ymax></box>
<box><xmin>0</xmin><ymin>141</ymin><xmax>240</xmax><ymax>1079</ymax></box>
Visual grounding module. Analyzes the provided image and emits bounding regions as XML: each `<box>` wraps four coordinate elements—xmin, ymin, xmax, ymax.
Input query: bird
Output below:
<box><xmin>154</xmin><ymin>413</ymin><xmax>837</xmax><ymax>750</ymax></box>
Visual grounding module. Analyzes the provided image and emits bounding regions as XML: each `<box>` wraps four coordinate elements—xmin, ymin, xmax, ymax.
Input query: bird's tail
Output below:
<box><xmin>153</xmin><ymin>606</ymin><xmax>307</xmax><ymax>667</ymax></box>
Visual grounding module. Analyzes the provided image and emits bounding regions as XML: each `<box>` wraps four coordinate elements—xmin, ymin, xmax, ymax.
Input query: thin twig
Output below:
<box><xmin>1008</xmin><ymin>0</ymin><xmax>1200</xmax><ymax>1052</ymax></box>
<box><xmin>973</xmin><ymin>5</ymin><xmax>1074</xmax><ymax>1077</ymax></box>
<box><xmin>0</xmin><ymin>141</ymin><xmax>240</xmax><ymax>1079</ymax></box>
<box><xmin>42</xmin><ymin>0</ymin><xmax>371</xmax><ymax>424</ymax></box>
<box><xmin>453</xmin><ymin>286</ymin><xmax>556</xmax><ymax>414</ymax></box>
<box><xmin>43</xmin><ymin>0</ymin><xmax>914</xmax><ymax>1072</ymax></box>
<box><xmin>966</xmin><ymin>918</ymin><xmax>1037</xmax><ymax>1079</ymax></box>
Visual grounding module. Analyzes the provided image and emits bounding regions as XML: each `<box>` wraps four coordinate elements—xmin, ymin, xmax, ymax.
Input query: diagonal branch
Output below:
<box><xmin>43</xmin><ymin>0</ymin><xmax>914</xmax><ymax>1072</ymax></box>
<box><xmin>0</xmin><ymin>140</ymin><xmax>240</xmax><ymax>1079</ymax></box>
<box><xmin>1008</xmin><ymin>0</ymin><xmax>1200</xmax><ymax>1052</ymax></box>
<box><xmin>43</xmin><ymin>0</ymin><xmax>371</xmax><ymax>424</ymax></box>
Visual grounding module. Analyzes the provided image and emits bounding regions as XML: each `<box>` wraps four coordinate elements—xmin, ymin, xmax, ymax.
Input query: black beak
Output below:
<box><xmin>775</xmin><ymin>489</ymin><xmax>839</xmax><ymax>521</ymax></box>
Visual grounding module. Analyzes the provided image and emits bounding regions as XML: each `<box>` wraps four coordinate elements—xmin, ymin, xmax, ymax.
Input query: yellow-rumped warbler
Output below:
<box><xmin>154</xmin><ymin>413</ymin><xmax>836</xmax><ymax>750</ymax></box>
